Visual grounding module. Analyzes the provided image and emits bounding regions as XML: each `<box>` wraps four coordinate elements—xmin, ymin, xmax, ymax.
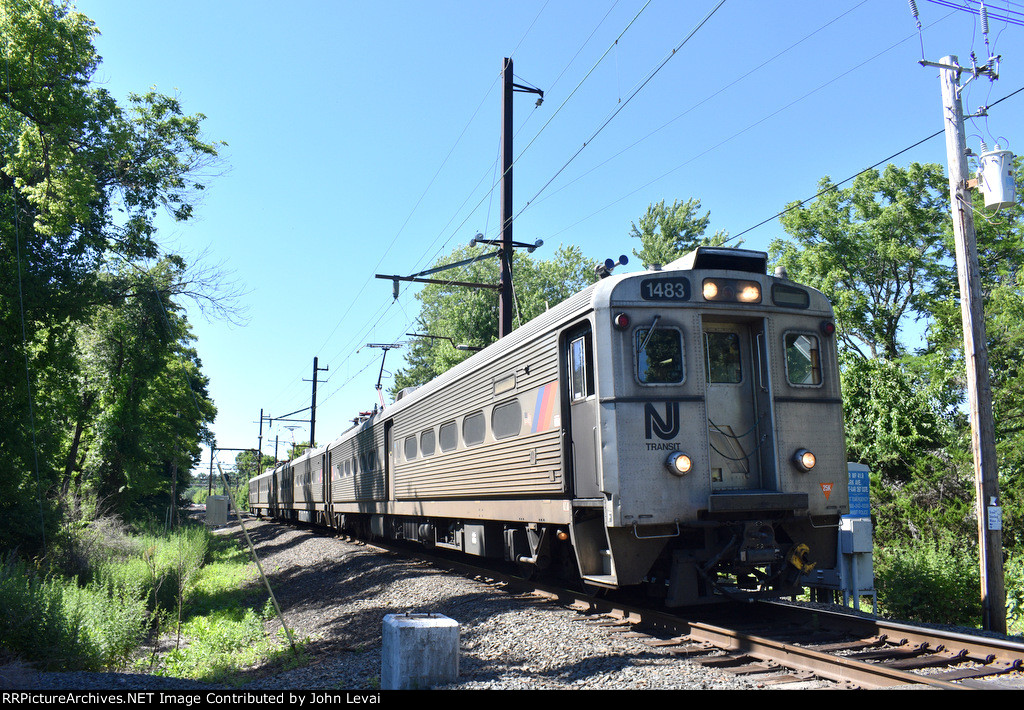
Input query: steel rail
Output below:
<box><xmin>678</xmin><ymin>618</ymin><xmax>966</xmax><ymax>689</ymax></box>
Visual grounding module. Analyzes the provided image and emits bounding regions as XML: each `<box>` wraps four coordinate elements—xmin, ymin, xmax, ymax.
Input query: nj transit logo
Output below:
<box><xmin>644</xmin><ymin>402</ymin><xmax>680</xmax><ymax>440</ymax></box>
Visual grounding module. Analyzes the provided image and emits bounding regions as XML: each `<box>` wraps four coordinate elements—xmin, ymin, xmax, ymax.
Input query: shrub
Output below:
<box><xmin>0</xmin><ymin>555</ymin><xmax>148</xmax><ymax>670</ymax></box>
<box><xmin>91</xmin><ymin>524</ymin><xmax>210</xmax><ymax>616</ymax></box>
<box><xmin>1005</xmin><ymin>553</ymin><xmax>1024</xmax><ymax>635</ymax></box>
<box><xmin>875</xmin><ymin>535</ymin><xmax>982</xmax><ymax>626</ymax></box>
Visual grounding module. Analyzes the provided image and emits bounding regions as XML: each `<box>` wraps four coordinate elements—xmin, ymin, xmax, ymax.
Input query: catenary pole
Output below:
<box><xmin>500</xmin><ymin>57</ymin><xmax>514</xmax><ymax>339</ymax></box>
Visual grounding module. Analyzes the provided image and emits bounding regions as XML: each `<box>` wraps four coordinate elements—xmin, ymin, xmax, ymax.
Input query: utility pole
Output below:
<box><xmin>306</xmin><ymin>357</ymin><xmax>329</xmax><ymax>449</ymax></box>
<box><xmin>376</xmin><ymin>59</ymin><xmax>541</xmax><ymax>341</ymax></box>
<box><xmin>936</xmin><ymin>54</ymin><xmax>1005</xmax><ymax>634</ymax></box>
<box><xmin>500</xmin><ymin>57</ymin><xmax>515</xmax><ymax>339</ymax></box>
<box><xmin>499</xmin><ymin>57</ymin><xmax>543</xmax><ymax>339</ymax></box>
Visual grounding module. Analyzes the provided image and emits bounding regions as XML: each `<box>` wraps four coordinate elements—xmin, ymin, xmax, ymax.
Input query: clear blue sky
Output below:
<box><xmin>76</xmin><ymin>0</ymin><xmax>1024</xmax><ymax>476</ymax></box>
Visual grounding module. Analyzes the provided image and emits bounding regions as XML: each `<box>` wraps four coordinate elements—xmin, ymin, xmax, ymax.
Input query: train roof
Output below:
<box><xmin>666</xmin><ymin>246</ymin><xmax>768</xmax><ymax>274</ymax></box>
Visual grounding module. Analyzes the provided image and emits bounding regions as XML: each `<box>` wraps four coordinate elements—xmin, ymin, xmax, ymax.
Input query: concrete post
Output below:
<box><xmin>381</xmin><ymin>613</ymin><xmax>459</xmax><ymax>690</ymax></box>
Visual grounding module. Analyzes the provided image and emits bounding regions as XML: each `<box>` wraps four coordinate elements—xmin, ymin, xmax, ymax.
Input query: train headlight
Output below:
<box><xmin>702</xmin><ymin>278</ymin><xmax>761</xmax><ymax>304</ymax></box>
<box><xmin>793</xmin><ymin>449</ymin><xmax>816</xmax><ymax>472</ymax></box>
<box><xmin>666</xmin><ymin>451</ymin><xmax>692</xmax><ymax>476</ymax></box>
<box><xmin>738</xmin><ymin>284</ymin><xmax>761</xmax><ymax>303</ymax></box>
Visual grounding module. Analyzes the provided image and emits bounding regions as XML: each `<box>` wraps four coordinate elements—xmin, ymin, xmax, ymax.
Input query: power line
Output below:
<box><xmin>925</xmin><ymin>0</ymin><xmax>1024</xmax><ymax>27</ymax></box>
<box><xmin>527</xmin><ymin>0</ymin><xmax>875</xmax><ymax>210</ymax></box>
<box><xmin>727</xmin><ymin>83</ymin><xmax>1024</xmax><ymax>244</ymax></box>
<box><xmin>515</xmin><ymin>0</ymin><xmax>727</xmax><ymax>222</ymax></box>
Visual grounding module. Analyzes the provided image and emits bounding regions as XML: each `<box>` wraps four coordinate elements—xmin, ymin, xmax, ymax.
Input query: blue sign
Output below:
<box><xmin>847</xmin><ymin>464</ymin><xmax>871</xmax><ymax>518</ymax></box>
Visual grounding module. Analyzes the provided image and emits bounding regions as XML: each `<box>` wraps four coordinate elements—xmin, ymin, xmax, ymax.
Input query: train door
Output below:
<box><xmin>384</xmin><ymin>419</ymin><xmax>393</xmax><ymax>502</ymax></box>
<box><xmin>702</xmin><ymin>319</ymin><xmax>772</xmax><ymax>491</ymax></box>
<box><xmin>564</xmin><ymin>323</ymin><xmax>600</xmax><ymax>498</ymax></box>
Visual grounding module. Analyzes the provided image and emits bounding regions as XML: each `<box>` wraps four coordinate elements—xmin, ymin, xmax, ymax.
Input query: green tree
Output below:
<box><xmin>769</xmin><ymin>160</ymin><xmax>1024</xmax><ymax>551</ymax></box>
<box><xmin>771</xmin><ymin>163</ymin><xmax>952</xmax><ymax>360</ymax></box>
<box><xmin>72</xmin><ymin>260</ymin><xmax>216</xmax><ymax>515</ymax></box>
<box><xmin>392</xmin><ymin>244</ymin><xmax>597</xmax><ymax>393</ymax></box>
<box><xmin>629</xmin><ymin>198</ymin><xmax>729</xmax><ymax>267</ymax></box>
<box><xmin>0</xmin><ymin>0</ymin><xmax>224</xmax><ymax>550</ymax></box>
<box><xmin>234</xmin><ymin>450</ymin><xmax>276</xmax><ymax>481</ymax></box>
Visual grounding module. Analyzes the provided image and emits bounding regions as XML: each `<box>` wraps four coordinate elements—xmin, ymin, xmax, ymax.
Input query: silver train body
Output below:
<box><xmin>249</xmin><ymin>247</ymin><xmax>849</xmax><ymax>605</ymax></box>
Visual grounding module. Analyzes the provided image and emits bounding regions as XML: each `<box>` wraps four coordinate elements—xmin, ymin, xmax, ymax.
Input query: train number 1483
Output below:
<box><xmin>640</xmin><ymin>277</ymin><xmax>691</xmax><ymax>301</ymax></box>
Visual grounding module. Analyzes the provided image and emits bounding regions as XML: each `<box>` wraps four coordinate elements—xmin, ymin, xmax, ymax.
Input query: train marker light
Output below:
<box><xmin>820</xmin><ymin>320</ymin><xmax>836</xmax><ymax>336</ymax></box>
<box><xmin>793</xmin><ymin>449</ymin><xmax>816</xmax><ymax>472</ymax></box>
<box><xmin>666</xmin><ymin>451</ymin><xmax>692</xmax><ymax>476</ymax></box>
<box><xmin>614</xmin><ymin>313</ymin><xmax>630</xmax><ymax>330</ymax></box>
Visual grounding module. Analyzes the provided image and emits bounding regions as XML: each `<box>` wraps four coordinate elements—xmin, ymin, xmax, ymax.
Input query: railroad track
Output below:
<box><xmin>302</xmin><ymin>524</ymin><xmax>1024</xmax><ymax>690</ymax></box>
<box><xmin>445</xmin><ymin>560</ymin><xmax>1024</xmax><ymax>689</ymax></box>
<box><xmin>530</xmin><ymin>592</ymin><xmax>1024</xmax><ymax>689</ymax></box>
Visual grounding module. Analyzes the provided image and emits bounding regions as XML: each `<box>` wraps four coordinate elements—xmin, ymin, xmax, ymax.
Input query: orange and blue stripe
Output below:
<box><xmin>532</xmin><ymin>382</ymin><xmax>558</xmax><ymax>433</ymax></box>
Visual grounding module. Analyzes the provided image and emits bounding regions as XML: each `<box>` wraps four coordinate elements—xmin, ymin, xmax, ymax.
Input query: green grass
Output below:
<box><xmin>139</xmin><ymin>530</ymin><xmax>309</xmax><ymax>684</ymax></box>
<box><xmin>0</xmin><ymin>519</ymin><xmax>308</xmax><ymax>683</ymax></box>
<box><xmin>0</xmin><ymin>554</ymin><xmax>149</xmax><ymax>671</ymax></box>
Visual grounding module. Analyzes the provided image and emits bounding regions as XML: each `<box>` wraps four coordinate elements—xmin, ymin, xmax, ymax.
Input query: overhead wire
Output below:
<box><xmin>533</xmin><ymin>5</ymin><xmax>963</xmax><ymax>245</ymax></box>
<box><xmin>727</xmin><ymin>83</ymin><xmax>1024</xmax><ymax>244</ymax></box>
<box><xmin>527</xmin><ymin>0</ymin><xmax>873</xmax><ymax>210</ymax></box>
<box><xmin>924</xmin><ymin>0</ymin><xmax>1024</xmax><ymax>27</ymax></box>
<box><xmin>514</xmin><ymin>0</ymin><xmax>725</xmax><ymax>222</ymax></box>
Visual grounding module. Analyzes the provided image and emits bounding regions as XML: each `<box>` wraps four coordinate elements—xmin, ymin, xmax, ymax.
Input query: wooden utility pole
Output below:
<box><xmin>938</xmin><ymin>55</ymin><xmax>1006</xmax><ymax>633</ymax></box>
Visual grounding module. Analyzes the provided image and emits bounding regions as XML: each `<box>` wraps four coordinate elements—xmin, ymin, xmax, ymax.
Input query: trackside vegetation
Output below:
<box><xmin>0</xmin><ymin>517</ymin><xmax>304</xmax><ymax>682</ymax></box>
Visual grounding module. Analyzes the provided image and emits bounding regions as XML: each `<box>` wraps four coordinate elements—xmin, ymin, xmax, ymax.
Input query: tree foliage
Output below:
<box><xmin>0</xmin><ymin>0</ymin><xmax>224</xmax><ymax>551</ymax></box>
<box><xmin>772</xmin><ymin>163</ymin><xmax>952</xmax><ymax>360</ymax></box>
<box><xmin>629</xmin><ymin>198</ymin><xmax>730</xmax><ymax>267</ymax></box>
<box><xmin>770</xmin><ymin>160</ymin><xmax>1024</xmax><ymax>552</ymax></box>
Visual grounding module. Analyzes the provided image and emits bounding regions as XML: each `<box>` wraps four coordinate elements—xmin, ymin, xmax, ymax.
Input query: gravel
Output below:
<box><xmin>11</xmin><ymin>516</ymin><xmax>768</xmax><ymax>691</ymax></box>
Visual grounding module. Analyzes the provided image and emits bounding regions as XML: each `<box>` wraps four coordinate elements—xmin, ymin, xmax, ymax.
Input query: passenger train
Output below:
<box><xmin>249</xmin><ymin>247</ymin><xmax>849</xmax><ymax>605</ymax></box>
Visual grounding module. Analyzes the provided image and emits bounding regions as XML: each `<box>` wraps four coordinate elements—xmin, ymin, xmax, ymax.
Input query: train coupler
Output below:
<box><xmin>788</xmin><ymin>543</ymin><xmax>816</xmax><ymax>574</ymax></box>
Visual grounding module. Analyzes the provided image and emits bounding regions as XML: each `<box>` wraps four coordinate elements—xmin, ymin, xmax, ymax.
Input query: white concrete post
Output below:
<box><xmin>381</xmin><ymin>613</ymin><xmax>459</xmax><ymax>690</ymax></box>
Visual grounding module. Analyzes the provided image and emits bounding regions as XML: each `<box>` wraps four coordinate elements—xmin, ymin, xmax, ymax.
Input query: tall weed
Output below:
<box><xmin>0</xmin><ymin>555</ymin><xmax>148</xmax><ymax>670</ymax></box>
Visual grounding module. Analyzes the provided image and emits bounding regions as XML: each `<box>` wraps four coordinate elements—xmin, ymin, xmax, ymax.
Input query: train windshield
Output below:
<box><xmin>785</xmin><ymin>333</ymin><xmax>822</xmax><ymax>385</ymax></box>
<box><xmin>704</xmin><ymin>332</ymin><xmax>742</xmax><ymax>383</ymax></box>
<box><xmin>636</xmin><ymin>328</ymin><xmax>684</xmax><ymax>383</ymax></box>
